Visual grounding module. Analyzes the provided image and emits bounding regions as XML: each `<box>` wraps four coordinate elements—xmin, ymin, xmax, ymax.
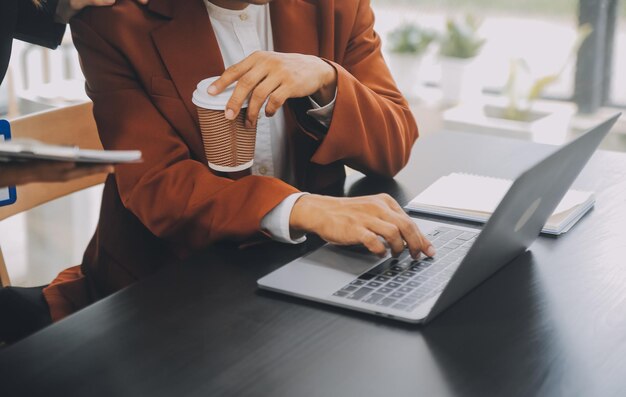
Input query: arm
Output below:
<box><xmin>14</xmin><ymin>0</ymin><xmax>65</xmax><ymax>49</ymax></box>
<box><xmin>13</xmin><ymin>0</ymin><xmax>152</xmax><ymax>49</ymax></box>
<box><xmin>70</xmin><ymin>18</ymin><xmax>299</xmax><ymax>253</ymax></box>
<box><xmin>293</xmin><ymin>0</ymin><xmax>419</xmax><ymax>178</ymax></box>
<box><xmin>0</xmin><ymin>161</ymin><xmax>113</xmax><ymax>189</ymax></box>
<box><xmin>209</xmin><ymin>0</ymin><xmax>417</xmax><ymax>178</ymax></box>
<box><xmin>207</xmin><ymin>0</ymin><xmax>428</xmax><ymax>257</ymax></box>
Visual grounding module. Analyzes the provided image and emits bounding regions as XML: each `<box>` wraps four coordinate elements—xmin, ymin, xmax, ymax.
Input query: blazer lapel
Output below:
<box><xmin>150</xmin><ymin>0</ymin><xmax>225</xmax><ymax>132</ymax></box>
<box><xmin>270</xmin><ymin>0</ymin><xmax>320</xmax><ymax>57</ymax></box>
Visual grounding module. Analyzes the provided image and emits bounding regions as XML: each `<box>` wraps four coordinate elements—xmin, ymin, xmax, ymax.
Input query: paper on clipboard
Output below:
<box><xmin>0</xmin><ymin>138</ymin><xmax>142</xmax><ymax>164</ymax></box>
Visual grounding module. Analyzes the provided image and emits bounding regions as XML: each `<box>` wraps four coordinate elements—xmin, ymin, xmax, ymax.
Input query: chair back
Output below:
<box><xmin>0</xmin><ymin>102</ymin><xmax>105</xmax><ymax>286</ymax></box>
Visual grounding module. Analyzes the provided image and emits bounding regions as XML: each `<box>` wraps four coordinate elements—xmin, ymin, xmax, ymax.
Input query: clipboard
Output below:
<box><xmin>0</xmin><ymin>120</ymin><xmax>17</xmax><ymax>206</ymax></box>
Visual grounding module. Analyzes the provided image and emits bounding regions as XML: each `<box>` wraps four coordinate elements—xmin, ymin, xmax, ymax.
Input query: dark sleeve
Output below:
<box><xmin>14</xmin><ymin>0</ymin><xmax>66</xmax><ymax>49</ymax></box>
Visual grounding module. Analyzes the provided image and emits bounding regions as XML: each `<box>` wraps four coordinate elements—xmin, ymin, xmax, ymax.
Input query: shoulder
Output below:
<box><xmin>70</xmin><ymin>0</ymin><xmax>160</xmax><ymax>40</ymax></box>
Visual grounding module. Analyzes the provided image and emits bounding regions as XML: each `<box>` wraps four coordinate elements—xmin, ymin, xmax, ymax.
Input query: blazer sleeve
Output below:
<box><xmin>70</xmin><ymin>18</ymin><xmax>299</xmax><ymax>253</ymax></box>
<box><xmin>14</xmin><ymin>0</ymin><xmax>65</xmax><ymax>49</ymax></box>
<box><xmin>291</xmin><ymin>0</ymin><xmax>419</xmax><ymax>178</ymax></box>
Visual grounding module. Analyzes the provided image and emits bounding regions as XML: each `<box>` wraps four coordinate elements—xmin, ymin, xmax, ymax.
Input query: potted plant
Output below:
<box><xmin>386</xmin><ymin>23</ymin><xmax>436</xmax><ymax>97</ymax></box>
<box><xmin>443</xmin><ymin>24</ymin><xmax>592</xmax><ymax>143</ymax></box>
<box><xmin>438</xmin><ymin>15</ymin><xmax>486</xmax><ymax>104</ymax></box>
<box><xmin>502</xmin><ymin>24</ymin><xmax>592</xmax><ymax>122</ymax></box>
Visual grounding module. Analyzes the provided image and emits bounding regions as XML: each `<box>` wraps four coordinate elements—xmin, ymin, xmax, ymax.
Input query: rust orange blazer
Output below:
<box><xmin>43</xmin><ymin>0</ymin><xmax>419</xmax><ymax>321</ymax></box>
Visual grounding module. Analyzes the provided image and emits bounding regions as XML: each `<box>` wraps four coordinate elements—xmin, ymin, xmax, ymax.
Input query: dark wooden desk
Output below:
<box><xmin>2</xmin><ymin>131</ymin><xmax>626</xmax><ymax>397</ymax></box>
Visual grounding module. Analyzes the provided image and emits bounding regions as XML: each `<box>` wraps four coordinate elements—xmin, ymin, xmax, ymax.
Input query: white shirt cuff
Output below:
<box><xmin>260</xmin><ymin>192</ymin><xmax>309</xmax><ymax>244</ymax></box>
<box><xmin>306</xmin><ymin>89</ymin><xmax>337</xmax><ymax>128</ymax></box>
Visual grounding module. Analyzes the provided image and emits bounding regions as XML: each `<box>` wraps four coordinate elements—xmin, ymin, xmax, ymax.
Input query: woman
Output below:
<box><xmin>0</xmin><ymin>0</ymin><xmax>147</xmax><ymax>345</ymax></box>
<box><xmin>1</xmin><ymin>0</ymin><xmax>148</xmax><ymax>189</ymax></box>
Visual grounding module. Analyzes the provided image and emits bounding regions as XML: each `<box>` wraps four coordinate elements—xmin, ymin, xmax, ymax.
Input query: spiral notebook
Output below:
<box><xmin>405</xmin><ymin>173</ymin><xmax>595</xmax><ymax>235</ymax></box>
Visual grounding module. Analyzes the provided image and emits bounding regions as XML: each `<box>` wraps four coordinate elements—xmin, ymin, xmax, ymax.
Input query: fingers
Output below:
<box><xmin>79</xmin><ymin>0</ymin><xmax>148</xmax><ymax>8</ymax></box>
<box><xmin>208</xmin><ymin>54</ymin><xmax>257</xmax><ymax>97</ymax></box>
<box><xmin>0</xmin><ymin>161</ymin><xmax>114</xmax><ymax>187</ymax></box>
<box><xmin>360</xmin><ymin>230</ymin><xmax>388</xmax><ymax>258</ymax></box>
<box><xmin>19</xmin><ymin>162</ymin><xmax>112</xmax><ymax>184</ymax></box>
<box><xmin>288</xmin><ymin>193</ymin><xmax>435</xmax><ymax>260</ymax></box>
<box><xmin>57</xmin><ymin>164</ymin><xmax>114</xmax><ymax>181</ymax></box>
<box><xmin>245</xmin><ymin>76</ymin><xmax>281</xmax><ymax>128</ymax></box>
<box><xmin>366</xmin><ymin>219</ymin><xmax>405</xmax><ymax>257</ymax></box>
<box><xmin>264</xmin><ymin>86</ymin><xmax>289</xmax><ymax>117</ymax></box>
<box><xmin>383</xmin><ymin>195</ymin><xmax>435</xmax><ymax>258</ymax></box>
<box><xmin>375</xmin><ymin>194</ymin><xmax>436</xmax><ymax>258</ymax></box>
<box><xmin>224</xmin><ymin>65</ymin><xmax>269</xmax><ymax>120</ymax></box>
<box><xmin>80</xmin><ymin>0</ymin><xmax>116</xmax><ymax>8</ymax></box>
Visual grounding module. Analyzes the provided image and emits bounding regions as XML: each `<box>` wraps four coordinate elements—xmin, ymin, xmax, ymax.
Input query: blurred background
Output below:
<box><xmin>1</xmin><ymin>0</ymin><xmax>624</xmax><ymax>287</ymax></box>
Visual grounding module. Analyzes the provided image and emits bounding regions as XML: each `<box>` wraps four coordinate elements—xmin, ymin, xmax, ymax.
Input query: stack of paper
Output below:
<box><xmin>405</xmin><ymin>173</ymin><xmax>595</xmax><ymax>235</ymax></box>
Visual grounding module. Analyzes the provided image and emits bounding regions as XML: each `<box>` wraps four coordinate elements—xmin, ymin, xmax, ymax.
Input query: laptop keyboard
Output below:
<box><xmin>332</xmin><ymin>227</ymin><xmax>478</xmax><ymax>313</ymax></box>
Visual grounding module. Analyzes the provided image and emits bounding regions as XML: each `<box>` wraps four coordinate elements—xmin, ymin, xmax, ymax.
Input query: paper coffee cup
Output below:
<box><xmin>192</xmin><ymin>77</ymin><xmax>256</xmax><ymax>172</ymax></box>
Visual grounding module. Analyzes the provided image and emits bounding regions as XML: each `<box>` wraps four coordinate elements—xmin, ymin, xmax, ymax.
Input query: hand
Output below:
<box><xmin>290</xmin><ymin>194</ymin><xmax>436</xmax><ymax>259</ymax></box>
<box><xmin>0</xmin><ymin>161</ymin><xmax>113</xmax><ymax>188</ymax></box>
<box><xmin>208</xmin><ymin>51</ymin><xmax>338</xmax><ymax>129</ymax></box>
<box><xmin>55</xmin><ymin>0</ymin><xmax>150</xmax><ymax>23</ymax></box>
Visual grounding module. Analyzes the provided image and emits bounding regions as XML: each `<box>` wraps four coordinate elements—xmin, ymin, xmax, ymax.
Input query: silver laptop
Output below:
<box><xmin>258</xmin><ymin>114</ymin><xmax>621</xmax><ymax>323</ymax></box>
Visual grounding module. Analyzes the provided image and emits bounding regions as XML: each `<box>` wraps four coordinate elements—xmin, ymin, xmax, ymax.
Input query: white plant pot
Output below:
<box><xmin>386</xmin><ymin>53</ymin><xmax>423</xmax><ymax>98</ymax></box>
<box><xmin>440</xmin><ymin>56</ymin><xmax>481</xmax><ymax>105</ymax></box>
<box><xmin>443</xmin><ymin>98</ymin><xmax>576</xmax><ymax>144</ymax></box>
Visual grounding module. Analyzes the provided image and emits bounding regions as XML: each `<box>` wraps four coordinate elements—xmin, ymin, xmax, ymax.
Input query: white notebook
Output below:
<box><xmin>405</xmin><ymin>173</ymin><xmax>595</xmax><ymax>235</ymax></box>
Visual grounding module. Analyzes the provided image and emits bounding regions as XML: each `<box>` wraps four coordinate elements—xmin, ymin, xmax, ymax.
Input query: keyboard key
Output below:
<box><xmin>400</xmin><ymin>297</ymin><xmax>418</xmax><ymax>305</ymax></box>
<box><xmin>407</xmin><ymin>280</ymin><xmax>421</xmax><ymax>288</ymax></box>
<box><xmin>436</xmin><ymin>251</ymin><xmax>452</xmax><ymax>259</ymax></box>
<box><xmin>391</xmin><ymin>265</ymin><xmax>404</xmax><ymax>272</ymax></box>
<box><xmin>378</xmin><ymin>287</ymin><xmax>393</xmax><ymax>294</ymax></box>
<box><xmin>347</xmin><ymin>287</ymin><xmax>374</xmax><ymax>300</ymax></box>
<box><xmin>383</xmin><ymin>270</ymin><xmax>399</xmax><ymax>277</ymax></box>
<box><xmin>377</xmin><ymin>297</ymin><xmax>397</xmax><ymax>307</ymax></box>
<box><xmin>433</xmin><ymin>274</ymin><xmax>448</xmax><ymax>283</ymax></box>
<box><xmin>432</xmin><ymin>240</ymin><xmax>445</xmax><ymax>248</ymax></box>
<box><xmin>386</xmin><ymin>282</ymin><xmax>402</xmax><ymax>289</ymax></box>
<box><xmin>392</xmin><ymin>303</ymin><xmax>408</xmax><ymax>310</ymax></box>
<box><xmin>358</xmin><ymin>273</ymin><xmax>376</xmax><ymax>281</ymax></box>
<box><xmin>367</xmin><ymin>262</ymin><xmax>389</xmax><ymax>275</ymax></box>
<box><xmin>342</xmin><ymin>285</ymin><xmax>359</xmax><ymax>292</ymax></box>
<box><xmin>364</xmin><ymin>293</ymin><xmax>385</xmax><ymax>304</ymax></box>
<box><xmin>402</xmin><ymin>271</ymin><xmax>416</xmax><ymax>278</ymax></box>
<box><xmin>458</xmin><ymin>232</ymin><xmax>477</xmax><ymax>241</ymax></box>
<box><xmin>399</xmin><ymin>286</ymin><xmax>413</xmax><ymax>294</ymax></box>
<box><xmin>409</xmin><ymin>264</ymin><xmax>423</xmax><ymax>272</ymax></box>
<box><xmin>394</xmin><ymin>276</ymin><xmax>409</xmax><ymax>283</ymax></box>
<box><xmin>375</xmin><ymin>276</ymin><xmax>390</xmax><ymax>283</ymax></box>
<box><xmin>367</xmin><ymin>281</ymin><xmax>383</xmax><ymax>288</ymax></box>
<box><xmin>445</xmin><ymin>230</ymin><xmax>463</xmax><ymax>239</ymax></box>
<box><xmin>390</xmin><ymin>292</ymin><xmax>406</xmax><ymax>299</ymax></box>
<box><xmin>350</xmin><ymin>280</ymin><xmax>366</xmax><ymax>286</ymax></box>
<box><xmin>333</xmin><ymin>291</ymin><xmax>349</xmax><ymax>297</ymax></box>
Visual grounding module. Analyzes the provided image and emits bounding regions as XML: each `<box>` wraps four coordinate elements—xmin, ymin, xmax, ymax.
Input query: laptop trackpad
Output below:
<box><xmin>308</xmin><ymin>245</ymin><xmax>383</xmax><ymax>274</ymax></box>
<box><xmin>258</xmin><ymin>244</ymin><xmax>384</xmax><ymax>297</ymax></box>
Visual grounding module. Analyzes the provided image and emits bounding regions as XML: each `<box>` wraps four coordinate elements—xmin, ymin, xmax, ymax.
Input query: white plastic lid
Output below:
<box><xmin>192</xmin><ymin>76</ymin><xmax>249</xmax><ymax>110</ymax></box>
